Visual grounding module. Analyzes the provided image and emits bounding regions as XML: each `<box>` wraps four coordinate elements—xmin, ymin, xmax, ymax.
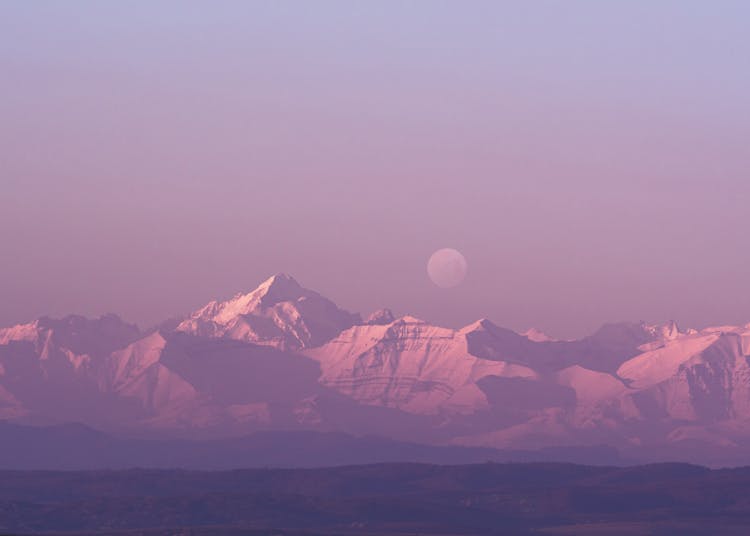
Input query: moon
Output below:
<box><xmin>427</xmin><ymin>248</ymin><xmax>468</xmax><ymax>288</ymax></box>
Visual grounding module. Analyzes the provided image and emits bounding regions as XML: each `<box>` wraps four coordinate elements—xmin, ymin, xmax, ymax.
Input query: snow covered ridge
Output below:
<box><xmin>5</xmin><ymin>273</ymin><xmax>750</xmax><ymax>464</ymax></box>
<box><xmin>174</xmin><ymin>274</ymin><xmax>361</xmax><ymax>350</ymax></box>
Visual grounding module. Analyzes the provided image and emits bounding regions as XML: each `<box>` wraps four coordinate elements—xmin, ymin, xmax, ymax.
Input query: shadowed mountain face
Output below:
<box><xmin>4</xmin><ymin>274</ymin><xmax>750</xmax><ymax>465</ymax></box>
<box><xmin>465</xmin><ymin>319</ymin><xmax>654</xmax><ymax>372</ymax></box>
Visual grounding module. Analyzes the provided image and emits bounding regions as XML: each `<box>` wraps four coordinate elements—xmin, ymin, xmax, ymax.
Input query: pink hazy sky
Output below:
<box><xmin>1</xmin><ymin>2</ymin><xmax>749</xmax><ymax>338</ymax></box>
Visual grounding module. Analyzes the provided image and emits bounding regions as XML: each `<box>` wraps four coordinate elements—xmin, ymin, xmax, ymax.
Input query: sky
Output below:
<box><xmin>1</xmin><ymin>1</ymin><xmax>749</xmax><ymax>338</ymax></box>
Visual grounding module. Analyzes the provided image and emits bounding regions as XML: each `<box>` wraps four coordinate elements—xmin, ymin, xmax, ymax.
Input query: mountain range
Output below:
<box><xmin>4</xmin><ymin>273</ymin><xmax>750</xmax><ymax>465</ymax></box>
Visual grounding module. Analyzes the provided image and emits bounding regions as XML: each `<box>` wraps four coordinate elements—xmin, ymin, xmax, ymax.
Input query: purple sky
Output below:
<box><xmin>1</xmin><ymin>2</ymin><xmax>749</xmax><ymax>338</ymax></box>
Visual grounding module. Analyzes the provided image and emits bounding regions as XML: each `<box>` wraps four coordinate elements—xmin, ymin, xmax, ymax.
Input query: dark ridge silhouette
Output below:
<box><xmin>0</xmin><ymin>421</ymin><xmax>622</xmax><ymax>470</ymax></box>
<box><xmin>0</xmin><ymin>462</ymin><xmax>749</xmax><ymax>534</ymax></box>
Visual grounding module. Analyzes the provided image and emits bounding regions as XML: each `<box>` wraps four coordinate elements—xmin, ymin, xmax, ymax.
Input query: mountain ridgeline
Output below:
<box><xmin>3</xmin><ymin>274</ymin><xmax>750</xmax><ymax>466</ymax></box>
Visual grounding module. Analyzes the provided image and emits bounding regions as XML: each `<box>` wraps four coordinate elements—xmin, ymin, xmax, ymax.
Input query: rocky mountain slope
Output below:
<box><xmin>3</xmin><ymin>274</ymin><xmax>750</xmax><ymax>464</ymax></box>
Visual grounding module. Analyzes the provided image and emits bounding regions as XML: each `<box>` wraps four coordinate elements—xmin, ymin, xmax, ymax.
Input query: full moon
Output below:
<box><xmin>427</xmin><ymin>248</ymin><xmax>468</xmax><ymax>288</ymax></box>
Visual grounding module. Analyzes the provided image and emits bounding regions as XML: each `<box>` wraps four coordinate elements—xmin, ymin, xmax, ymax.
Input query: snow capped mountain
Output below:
<box><xmin>305</xmin><ymin>315</ymin><xmax>536</xmax><ymax>415</ymax></box>
<box><xmin>101</xmin><ymin>331</ymin><xmax>201</xmax><ymax>416</ymax></box>
<box><xmin>619</xmin><ymin>330</ymin><xmax>750</xmax><ymax>423</ymax></box>
<box><xmin>523</xmin><ymin>328</ymin><xmax>556</xmax><ymax>342</ymax></box>
<box><xmin>644</xmin><ymin>320</ymin><xmax>682</xmax><ymax>341</ymax></box>
<box><xmin>175</xmin><ymin>274</ymin><xmax>361</xmax><ymax>350</ymax></box>
<box><xmin>0</xmin><ymin>314</ymin><xmax>145</xmax><ymax>425</ymax></box>
<box><xmin>0</xmin><ymin>314</ymin><xmax>141</xmax><ymax>360</ymax></box>
<box><xmin>6</xmin><ymin>273</ymin><xmax>750</xmax><ymax>463</ymax></box>
<box><xmin>365</xmin><ymin>308</ymin><xmax>396</xmax><ymax>325</ymax></box>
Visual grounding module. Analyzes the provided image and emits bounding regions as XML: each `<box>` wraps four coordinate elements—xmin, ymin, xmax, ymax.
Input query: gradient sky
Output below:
<box><xmin>2</xmin><ymin>1</ymin><xmax>749</xmax><ymax>338</ymax></box>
